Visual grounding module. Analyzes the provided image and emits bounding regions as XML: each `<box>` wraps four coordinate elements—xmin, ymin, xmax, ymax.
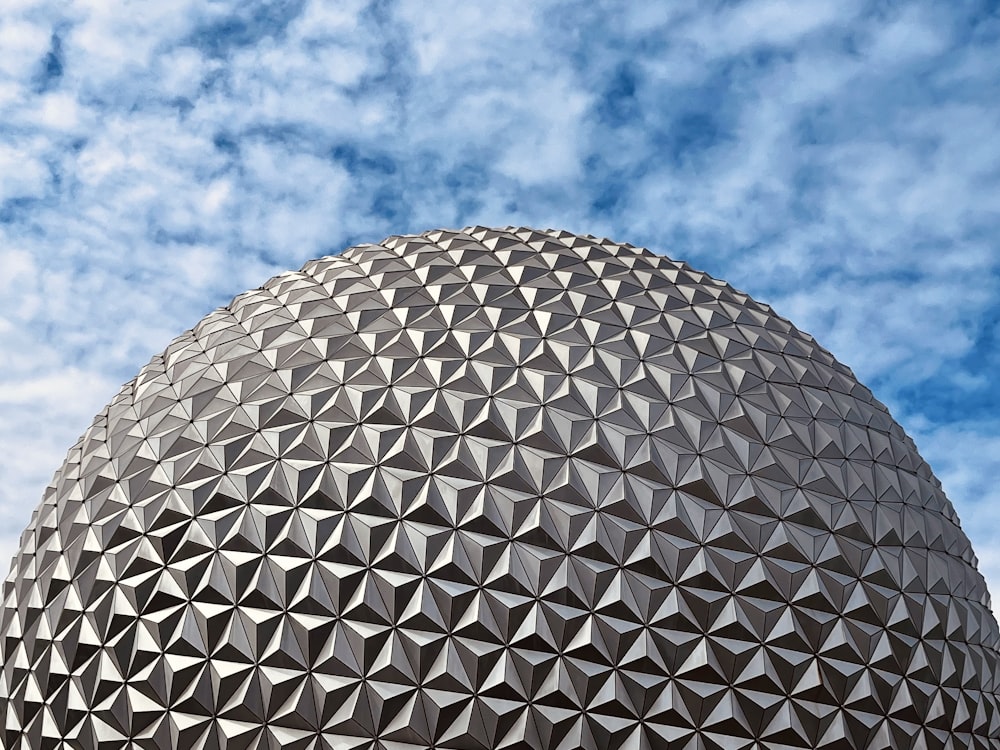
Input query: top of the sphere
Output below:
<box><xmin>2</xmin><ymin>226</ymin><xmax>997</xmax><ymax>749</ymax></box>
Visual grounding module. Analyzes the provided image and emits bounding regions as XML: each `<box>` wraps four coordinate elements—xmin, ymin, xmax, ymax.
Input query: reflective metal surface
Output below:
<box><xmin>2</xmin><ymin>227</ymin><xmax>998</xmax><ymax>749</ymax></box>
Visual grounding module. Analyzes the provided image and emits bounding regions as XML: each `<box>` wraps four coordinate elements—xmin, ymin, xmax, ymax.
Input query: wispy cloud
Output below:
<box><xmin>1</xmin><ymin>0</ymin><xmax>999</xmax><ymax>594</ymax></box>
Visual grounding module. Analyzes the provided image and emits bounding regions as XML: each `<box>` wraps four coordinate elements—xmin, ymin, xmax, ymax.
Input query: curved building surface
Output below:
<box><xmin>1</xmin><ymin>227</ymin><xmax>998</xmax><ymax>750</ymax></box>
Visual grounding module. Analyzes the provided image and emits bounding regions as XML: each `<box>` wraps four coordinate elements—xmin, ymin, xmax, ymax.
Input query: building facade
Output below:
<box><xmin>1</xmin><ymin>228</ymin><xmax>997</xmax><ymax>749</ymax></box>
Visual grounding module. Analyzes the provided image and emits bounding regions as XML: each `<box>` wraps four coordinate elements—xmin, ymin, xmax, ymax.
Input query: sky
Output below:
<box><xmin>1</xmin><ymin>0</ymin><xmax>999</xmax><ymax>598</ymax></box>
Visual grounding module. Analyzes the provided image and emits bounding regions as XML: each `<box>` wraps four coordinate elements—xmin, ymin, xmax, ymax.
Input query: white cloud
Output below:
<box><xmin>64</xmin><ymin>0</ymin><xmax>204</xmax><ymax>84</ymax></box>
<box><xmin>290</xmin><ymin>0</ymin><xmax>367</xmax><ymax>40</ymax></box>
<box><xmin>395</xmin><ymin>0</ymin><xmax>538</xmax><ymax>75</ymax></box>
<box><xmin>483</xmin><ymin>78</ymin><xmax>591</xmax><ymax>185</ymax></box>
<box><xmin>155</xmin><ymin>46</ymin><xmax>214</xmax><ymax>99</ymax></box>
<box><xmin>0</xmin><ymin>18</ymin><xmax>51</xmax><ymax>80</ymax></box>
<box><xmin>685</xmin><ymin>0</ymin><xmax>860</xmax><ymax>55</ymax></box>
<box><xmin>36</xmin><ymin>91</ymin><xmax>80</xmax><ymax>129</ymax></box>
<box><xmin>0</xmin><ymin>143</ymin><xmax>49</xmax><ymax>202</ymax></box>
<box><xmin>865</xmin><ymin>4</ymin><xmax>952</xmax><ymax>65</ymax></box>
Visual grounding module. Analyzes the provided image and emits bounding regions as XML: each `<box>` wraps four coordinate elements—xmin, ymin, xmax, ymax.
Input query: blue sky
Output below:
<box><xmin>1</xmin><ymin>0</ymin><xmax>1000</xmax><ymax>594</ymax></box>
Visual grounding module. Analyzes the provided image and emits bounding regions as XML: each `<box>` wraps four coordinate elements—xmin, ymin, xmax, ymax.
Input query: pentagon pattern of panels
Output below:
<box><xmin>1</xmin><ymin>227</ymin><xmax>999</xmax><ymax>750</ymax></box>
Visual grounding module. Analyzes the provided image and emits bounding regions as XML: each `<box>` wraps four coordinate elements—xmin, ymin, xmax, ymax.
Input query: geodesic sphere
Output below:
<box><xmin>1</xmin><ymin>227</ymin><xmax>998</xmax><ymax>750</ymax></box>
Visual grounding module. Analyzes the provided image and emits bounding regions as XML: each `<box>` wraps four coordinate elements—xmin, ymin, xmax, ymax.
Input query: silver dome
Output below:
<box><xmin>2</xmin><ymin>227</ymin><xmax>998</xmax><ymax>750</ymax></box>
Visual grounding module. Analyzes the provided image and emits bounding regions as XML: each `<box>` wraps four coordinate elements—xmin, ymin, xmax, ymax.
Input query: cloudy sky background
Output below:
<box><xmin>1</xmin><ymin>0</ymin><xmax>999</xmax><ymax>595</ymax></box>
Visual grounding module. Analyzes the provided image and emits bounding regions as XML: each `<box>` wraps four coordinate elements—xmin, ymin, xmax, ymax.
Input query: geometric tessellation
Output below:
<box><xmin>1</xmin><ymin>227</ymin><xmax>998</xmax><ymax>750</ymax></box>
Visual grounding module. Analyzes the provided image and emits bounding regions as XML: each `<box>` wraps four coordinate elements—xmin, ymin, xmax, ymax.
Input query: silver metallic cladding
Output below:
<box><xmin>1</xmin><ymin>227</ymin><xmax>998</xmax><ymax>749</ymax></box>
